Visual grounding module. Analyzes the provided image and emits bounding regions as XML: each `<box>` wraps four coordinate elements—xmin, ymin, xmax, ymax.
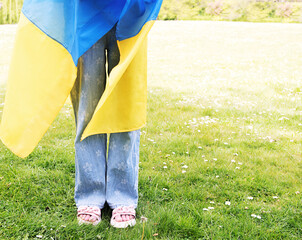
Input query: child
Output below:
<box><xmin>0</xmin><ymin>0</ymin><xmax>163</xmax><ymax>228</ymax></box>
<box><xmin>72</xmin><ymin>24</ymin><xmax>140</xmax><ymax>227</ymax></box>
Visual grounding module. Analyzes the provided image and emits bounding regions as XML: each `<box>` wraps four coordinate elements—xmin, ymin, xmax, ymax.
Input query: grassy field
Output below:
<box><xmin>0</xmin><ymin>0</ymin><xmax>22</xmax><ymax>24</ymax></box>
<box><xmin>0</xmin><ymin>21</ymin><xmax>301</xmax><ymax>239</ymax></box>
<box><xmin>159</xmin><ymin>0</ymin><xmax>302</xmax><ymax>22</ymax></box>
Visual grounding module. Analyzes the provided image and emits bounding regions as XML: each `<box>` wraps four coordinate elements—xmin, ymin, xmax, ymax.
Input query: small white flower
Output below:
<box><xmin>162</xmin><ymin>188</ymin><xmax>168</xmax><ymax>191</ymax></box>
<box><xmin>163</xmin><ymin>166</ymin><xmax>167</xmax><ymax>169</ymax></box>
<box><xmin>198</xmin><ymin>146</ymin><xmax>202</xmax><ymax>149</ymax></box>
<box><xmin>210</xmin><ymin>201</ymin><xmax>215</xmax><ymax>204</ymax></box>
<box><xmin>251</xmin><ymin>214</ymin><xmax>261</xmax><ymax>219</ymax></box>
<box><xmin>213</xmin><ymin>158</ymin><xmax>217</xmax><ymax>161</ymax></box>
<box><xmin>140</xmin><ymin>216</ymin><xmax>148</xmax><ymax>223</ymax></box>
<box><xmin>182</xmin><ymin>165</ymin><xmax>188</xmax><ymax>169</ymax></box>
<box><xmin>36</xmin><ymin>235</ymin><xmax>43</xmax><ymax>239</ymax></box>
<box><xmin>182</xmin><ymin>170</ymin><xmax>186</xmax><ymax>173</ymax></box>
<box><xmin>233</xmin><ymin>153</ymin><xmax>238</xmax><ymax>156</ymax></box>
<box><xmin>225</xmin><ymin>201</ymin><xmax>231</xmax><ymax>205</ymax></box>
<box><xmin>203</xmin><ymin>208</ymin><xmax>209</xmax><ymax>211</ymax></box>
<box><xmin>295</xmin><ymin>191</ymin><xmax>300</xmax><ymax>194</ymax></box>
<box><xmin>278</xmin><ymin>117</ymin><xmax>289</xmax><ymax>121</ymax></box>
<box><xmin>224</xmin><ymin>142</ymin><xmax>229</xmax><ymax>145</ymax></box>
<box><xmin>208</xmin><ymin>207</ymin><xmax>215</xmax><ymax>210</ymax></box>
<box><xmin>231</xmin><ymin>159</ymin><xmax>236</xmax><ymax>163</ymax></box>
<box><xmin>204</xmin><ymin>159</ymin><xmax>208</xmax><ymax>162</ymax></box>
<box><xmin>238</xmin><ymin>162</ymin><xmax>243</xmax><ymax>165</ymax></box>
<box><xmin>235</xmin><ymin>167</ymin><xmax>240</xmax><ymax>169</ymax></box>
<box><xmin>247</xmin><ymin>196</ymin><xmax>253</xmax><ymax>200</ymax></box>
<box><xmin>163</xmin><ymin>162</ymin><xmax>167</xmax><ymax>165</ymax></box>
<box><xmin>273</xmin><ymin>196</ymin><xmax>278</xmax><ymax>199</ymax></box>
<box><xmin>216</xmin><ymin>175</ymin><xmax>219</xmax><ymax>178</ymax></box>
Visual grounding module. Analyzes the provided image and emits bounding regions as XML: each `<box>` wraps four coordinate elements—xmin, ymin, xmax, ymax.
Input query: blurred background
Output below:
<box><xmin>1</xmin><ymin>0</ymin><xmax>302</xmax><ymax>24</ymax></box>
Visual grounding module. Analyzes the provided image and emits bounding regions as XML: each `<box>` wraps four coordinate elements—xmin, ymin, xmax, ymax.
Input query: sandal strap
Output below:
<box><xmin>112</xmin><ymin>206</ymin><xmax>136</xmax><ymax>220</ymax></box>
<box><xmin>77</xmin><ymin>206</ymin><xmax>101</xmax><ymax>220</ymax></box>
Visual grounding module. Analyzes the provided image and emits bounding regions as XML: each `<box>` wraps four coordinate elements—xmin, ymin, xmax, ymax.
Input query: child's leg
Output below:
<box><xmin>105</xmin><ymin>23</ymin><xmax>140</xmax><ymax>224</ymax></box>
<box><xmin>70</xmin><ymin>35</ymin><xmax>107</xmax><ymax>212</ymax></box>
<box><xmin>106</xmin><ymin>130</ymin><xmax>140</xmax><ymax>212</ymax></box>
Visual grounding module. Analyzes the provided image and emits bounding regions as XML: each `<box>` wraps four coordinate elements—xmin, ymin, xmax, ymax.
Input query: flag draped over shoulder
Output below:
<box><xmin>0</xmin><ymin>0</ymin><xmax>163</xmax><ymax>158</ymax></box>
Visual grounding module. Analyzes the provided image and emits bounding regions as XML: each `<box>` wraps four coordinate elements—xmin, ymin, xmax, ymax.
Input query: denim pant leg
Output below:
<box><xmin>71</xmin><ymin>24</ymin><xmax>141</xmax><ymax>210</ymax></box>
<box><xmin>71</xmin><ymin>36</ymin><xmax>107</xmax><ymax>209</ymax></box>
<box><xmin>105</xmin><ymin>26</ymin><xmax>141</xmax><ymax>209</ymax></box>
<box><xmin>106</xmin><ymin>130</ymin><xmax>140</xmax><ymax>209</ymax></box>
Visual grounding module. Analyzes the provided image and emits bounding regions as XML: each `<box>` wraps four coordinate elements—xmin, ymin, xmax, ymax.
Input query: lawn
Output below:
<box><xmin>0</xmin><ymin>21</ymin><xmax>301</xmax><ymax>239</ymax></box>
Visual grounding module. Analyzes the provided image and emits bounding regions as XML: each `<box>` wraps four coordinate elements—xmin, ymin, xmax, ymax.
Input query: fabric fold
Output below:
<box><xmin>0</xmin><ymin>0</ymin><xmax>163</xmax><ymax>158</ymax></box>
<box><xmin>0</xmin><ymin>14</ymin><xmax>77</xmax><ymax>158</ymax></box>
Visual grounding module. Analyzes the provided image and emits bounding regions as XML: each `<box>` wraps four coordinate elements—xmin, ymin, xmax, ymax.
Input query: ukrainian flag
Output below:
<box><xmin>0</xmin><ymin>0</ymin><xmax>163</xmax><ymax>158</ymax></box>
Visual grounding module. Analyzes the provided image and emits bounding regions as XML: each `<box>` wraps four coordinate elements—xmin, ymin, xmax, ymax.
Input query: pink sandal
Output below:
<box><xmin>110</xmin><ymin>206</ymin><xmax>136</xmax><ymax>228</ymax></box>
<box><xmin>77</xmin><ymin>206</ymin><xmax>101</xmax><ymax>226</ymax></box>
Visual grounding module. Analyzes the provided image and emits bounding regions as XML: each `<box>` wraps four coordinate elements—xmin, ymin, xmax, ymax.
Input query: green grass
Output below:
<box><xmin>0</xmin><ymin>21</ymin><xmax>302</xmax><ymax>239</ymax></box>
<box><xmin>0</xmin><ymin>0</ymin><xmax>22</xmax><ymax>24</ymax></box>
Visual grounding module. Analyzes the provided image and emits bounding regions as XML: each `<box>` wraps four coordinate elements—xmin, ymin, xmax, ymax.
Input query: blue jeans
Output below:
<box><xmin>70</xmin><ymin>25</ymin><xmax>140</xmax><ymax>209</ymax></box>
